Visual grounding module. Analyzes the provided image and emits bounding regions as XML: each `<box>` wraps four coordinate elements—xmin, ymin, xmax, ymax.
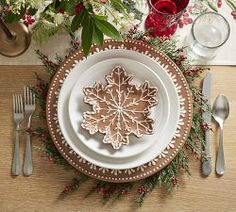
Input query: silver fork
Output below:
<box><xmin>12</xmin><ymin>94</ymin><xmax>24</xmax><ymax>176</ymax></box>
<box><xmin>23</xmin><ymin>86</ymin><xmax>36</xmax><ymax>176</ymax></box>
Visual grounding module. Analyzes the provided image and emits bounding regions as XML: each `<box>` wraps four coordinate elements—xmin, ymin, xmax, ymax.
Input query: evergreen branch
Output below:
<box><xmin>61</xmin><ymin>174</ymin><xmax>89</xmax><ymax>195</ymax></box>
<box><xmin>35</xmin><ymin>50</ymin><xmax>60</xmax><ymax>78</ymax></box>
<box><xmin>31</xmin><ymin>31</ymin><xmax>209</xmax><ymax>206</ymax></box>
<box><xmin>136</xmin><ymin>149</ymin><xmax>189</xmax><ymax>207</ymax></box>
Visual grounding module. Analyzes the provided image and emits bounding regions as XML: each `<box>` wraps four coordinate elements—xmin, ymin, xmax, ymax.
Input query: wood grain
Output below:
<box><xmin>0</xmin><ymin>66</ymin><xmax>236</xmax><ymax>212</ymax></box>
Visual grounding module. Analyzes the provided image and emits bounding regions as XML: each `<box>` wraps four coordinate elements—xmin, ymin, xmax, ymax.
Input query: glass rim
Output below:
<box><xmin>148</xmin><ymin>0</ymin><xmax>189</xmax><ymax>16</ymax></box>
<box><xmin>191</xmin><ymin>12</ymin><xmax>230</xmax><ymax>49</ymax></box>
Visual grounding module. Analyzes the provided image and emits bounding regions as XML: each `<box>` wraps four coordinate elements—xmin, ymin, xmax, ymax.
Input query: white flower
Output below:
<box><xmin>54</xmin><ymin>13</ymin><xmax>65</xmax><ymax>26</ymax></box>
<box><xmin>118</xmin><ymin>19</ymin><xmax>140</xmax><ymax>34</ymax></box>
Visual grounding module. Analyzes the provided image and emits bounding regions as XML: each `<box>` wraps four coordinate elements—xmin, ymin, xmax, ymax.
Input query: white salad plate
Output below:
<box><xmin>68</xmin><ymin>58</ymin><xmax>170</xmax><ymax>159</ymax></box>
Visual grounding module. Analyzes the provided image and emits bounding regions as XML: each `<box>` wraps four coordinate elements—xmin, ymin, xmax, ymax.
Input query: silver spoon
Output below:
<box><xmin>212</xmin><ymin>95</ymin><xmax>230</xmax><ymax>176</ymax></box>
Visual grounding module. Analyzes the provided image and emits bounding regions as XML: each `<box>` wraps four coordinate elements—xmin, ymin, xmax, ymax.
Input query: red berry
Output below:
<box><xmin>75</xmin><ymin>3</ymin><xmax>84</xmax><ymax>15</ymax></box>
<box><xmin>5</xmin><ymin>7</ymin><xmax>11</xmax><ymax>14</ymax></box>
<box><xmin>188</xmin><ymin>18</ymin><xmax>193</xmax><ymax>24</ymax></box>
<box><xmin>58</xmin><ymin>9</ymin><xmax>65</xmax><ymax>14</ymax></box>
<box><xmin>178</xmin><ymin>20</ymin><xmax>184</xmax><ymax>28</ymax></box>
<box><xmin>231</xmin><ymin>11</ymin><xmax>236</xmax><ymax>17</ymax></box>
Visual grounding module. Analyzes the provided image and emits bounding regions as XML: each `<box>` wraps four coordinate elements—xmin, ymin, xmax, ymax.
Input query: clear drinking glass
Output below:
<box><xmin>186</xmin><ymin>12</ymin><xmax>230</xmax><ymax>61</ymax></box>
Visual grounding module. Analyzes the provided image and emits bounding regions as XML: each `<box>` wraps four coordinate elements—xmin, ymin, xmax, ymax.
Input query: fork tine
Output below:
<box><xmin>13</xmin><ymin>95</ymin><xmax>16</xmax><ymax>113</ymax></box>
<box><xmin>30</xmin><ymin>87</ymin><xmax>33</xmax><ymax>105</ymax></box>
<box><xmin>28</xmin><ymin>86</ymin><xmax>31</xmax><ymax>105</ymax></box>
<box><xmin>33</xmin><ymin>93</ymin><xmax>36</xmax><ymax>106</ymax></box>
<box><xmin>16</xmin><ymin>95</ymin><xmax>19</xmax><ymax>113</ymax></box>
<box><xmin>17</xmin><ymin>95</ymin><xmax>20</xmax><ymax>113</ymax></box>
<box><xmin>24</xmin><ymin>86</ymin><xmax>27</xmax><ymax>104</ymax></box>
<box><xmin>20</xmin><ymin>94</ymin><xmax>23</xmax><ymax>113</ymax></box>
<box><xmin>17</xmin><ymin>95</ymin><xmax>21</xmax><ymax>113</ymax></box>
<box><xmin>26</xmin><ymin>86</ymin><xmax>29</xmax><ymax>105</ymax></box>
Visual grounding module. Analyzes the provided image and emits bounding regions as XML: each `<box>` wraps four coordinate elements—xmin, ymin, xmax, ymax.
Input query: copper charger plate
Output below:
<box><xmin>46</xmin><ymin>39</ymin><xmax>193</xmax><ymax>183</ymax></box>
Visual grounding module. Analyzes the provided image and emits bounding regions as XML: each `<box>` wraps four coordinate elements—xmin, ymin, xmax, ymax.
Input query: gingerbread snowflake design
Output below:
<box><xmin>81</xmin><ymin>65</ymin><xmax>158</xmax><ymax>150</ymax></box>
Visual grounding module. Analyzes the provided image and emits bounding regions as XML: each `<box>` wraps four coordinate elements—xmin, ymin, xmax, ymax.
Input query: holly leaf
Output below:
<box><xmin>94</xmin><ymin>19</ymin><xmax>122</xmax><ymax>41</ymax></box>
<box><xmin>92</xmin><ymin>22</ymin><xmax>104</xmax><ymax>46</ymax></box>
<box><xmin>81</xmin><ymin>17</ymin><xmax>93</xmax><ymax>56</ymax></box>
<box><xmin>71</xmin><ymin>8</ymin><xmax>87</xmax><ymax>32</ymax></box>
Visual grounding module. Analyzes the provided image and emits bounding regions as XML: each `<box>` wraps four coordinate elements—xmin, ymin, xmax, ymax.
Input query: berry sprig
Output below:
<box><xmin>178</xmin><ymin>12</ymin><xmax>193</xmax><ymax>28</ymax></box>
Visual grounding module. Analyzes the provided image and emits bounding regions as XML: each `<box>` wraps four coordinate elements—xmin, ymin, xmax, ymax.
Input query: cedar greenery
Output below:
<box><xmin>30</xmin><ymin>30</ymin><xmax>210</xmax><ymax>206</ymax></box>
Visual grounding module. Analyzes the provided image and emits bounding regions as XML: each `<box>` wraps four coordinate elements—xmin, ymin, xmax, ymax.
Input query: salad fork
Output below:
<box><xmin>12</xmin><ymin>94</ymin><xmax>24</xmax><ymax>176</ymax></box>
<box><xmin>23</xmin><ymin>86</ymin><xmax>36</xmax><ymax>176</ymax></box>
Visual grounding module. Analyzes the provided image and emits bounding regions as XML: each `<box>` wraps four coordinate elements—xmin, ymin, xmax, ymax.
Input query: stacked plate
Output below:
<box><xmin>46</xmin><ymin>39</ymin><xmax>192</xmax><ymax>183</ymax></box>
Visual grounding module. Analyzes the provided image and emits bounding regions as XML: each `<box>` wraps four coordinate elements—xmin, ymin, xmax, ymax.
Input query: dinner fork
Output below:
<box><xmin>23</xmin><ymin>86</ymin><xmax>36</xmax><ymax>176</ymax></box>
<box><xmin>12</xmin><ymin>94</ymin><xmax>24</xmax><ymax>176</ymax></box>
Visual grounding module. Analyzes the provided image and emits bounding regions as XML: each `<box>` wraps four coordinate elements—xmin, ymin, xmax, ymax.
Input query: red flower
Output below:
<box><xmin>75</xmin><ymin>3</ymin><xmax>85</xmax><ymax>15</ymax></box>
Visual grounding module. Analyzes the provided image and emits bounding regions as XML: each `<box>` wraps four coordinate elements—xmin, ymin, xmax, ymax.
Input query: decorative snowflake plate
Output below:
<box><xmin>81</xmin><ymin>65</ymin><xmax>158</xmax><ymax>150</ymax></box>
<box><xmin>46</xmin><ymin>40</ymin><xmax>192</xmax><ymax>183</ymax></box>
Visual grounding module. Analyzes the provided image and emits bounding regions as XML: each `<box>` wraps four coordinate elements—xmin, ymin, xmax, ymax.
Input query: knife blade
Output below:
<box><xmin>202</xmin><ymin>72</ymin><xmax>212</xmax><ymax>176</ymax></box>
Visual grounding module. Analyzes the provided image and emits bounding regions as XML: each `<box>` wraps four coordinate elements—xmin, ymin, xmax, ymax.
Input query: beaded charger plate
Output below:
<box><xmin>46</xmin><ymin>39</ymin><xmax>193</xmax><ymax>183</ymax></box>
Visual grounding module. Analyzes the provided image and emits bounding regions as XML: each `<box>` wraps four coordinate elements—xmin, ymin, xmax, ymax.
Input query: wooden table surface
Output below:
<box><xmin>0</xmin><ymin>65</ymin><xmax>236</xmax><ymax>212</ymax></box>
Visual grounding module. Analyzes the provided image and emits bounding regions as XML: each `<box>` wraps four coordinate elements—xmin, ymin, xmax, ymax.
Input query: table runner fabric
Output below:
<box><xmin>0</xmin><ymin>5</ymin><xmax>235</xmax><ymax>66</ymax></box>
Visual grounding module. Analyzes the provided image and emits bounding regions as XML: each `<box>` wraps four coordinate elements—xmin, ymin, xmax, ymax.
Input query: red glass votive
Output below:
<box><xmin>145</xmin><ymin>0</ymin><xmax>189</xmax><ymax>37</ymax></box>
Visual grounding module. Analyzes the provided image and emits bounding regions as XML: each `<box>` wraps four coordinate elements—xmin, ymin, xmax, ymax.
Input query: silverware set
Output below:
<box><xmin>12</xmin><ymin>86</ymin><xmax>35</xmax><ymax>176</ymax></box>
<box><xmin>201</xmin><ymin>73</ymin><xmax>230</xmax><ymax>176</ymax></box>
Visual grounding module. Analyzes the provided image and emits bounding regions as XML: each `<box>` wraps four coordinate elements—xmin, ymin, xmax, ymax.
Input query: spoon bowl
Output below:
<box><xmin>212</xmin><ymin>95</ymin><xmax>230</xmax><ymax>127</ymax></box>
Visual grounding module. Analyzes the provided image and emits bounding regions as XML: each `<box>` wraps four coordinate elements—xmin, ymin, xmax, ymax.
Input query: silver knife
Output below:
<box><xmin>202</xmin><ymin>72</ymin><xmax>212</xmax><ymax>176</ymax></box>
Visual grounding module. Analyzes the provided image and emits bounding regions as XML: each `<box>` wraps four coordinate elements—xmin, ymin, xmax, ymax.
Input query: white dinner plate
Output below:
<box><xmin>68</xmin><ymin>58</ymin><xmax>170</xmax><ymax>159</ymax></box>
<box><xmin>58</xmin><ymin>48</ymin><xmax>180</xmax><ymax>169</ymax></box>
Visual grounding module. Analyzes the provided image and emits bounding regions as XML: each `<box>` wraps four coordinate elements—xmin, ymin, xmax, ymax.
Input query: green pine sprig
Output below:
<box><xmin>30</xmin><ymin>31</ymin><xmax>209</xmax><ymax>206</ymax></box>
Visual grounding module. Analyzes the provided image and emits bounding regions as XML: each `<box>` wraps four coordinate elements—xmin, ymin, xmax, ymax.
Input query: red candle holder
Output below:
<box><xmin>145</xmin><ymin>0</ymin><xmax>189</xmax><ymax>37</ymax></box>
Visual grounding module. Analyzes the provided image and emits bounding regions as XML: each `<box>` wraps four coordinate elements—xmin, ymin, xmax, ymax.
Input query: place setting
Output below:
<box><xmin>0</xmin><ymin>0</ymin><xmax>234</xmax><ymax>208</ymax></box>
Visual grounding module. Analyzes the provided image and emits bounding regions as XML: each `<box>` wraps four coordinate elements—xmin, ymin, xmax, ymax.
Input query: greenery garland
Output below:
<box><xmin>28</xmin><ymin>29</ymin><xmax>210</xmax><ymax>207</ymax></box>
<box><xmin>0</xmin><ymin>0</ymin><xmax>143</xmax><ymax>56</ymax></box>
<box><xmin>1</xmin><ymin>0</ymin><xmax>235</xmax><ymax>56</ymax></box>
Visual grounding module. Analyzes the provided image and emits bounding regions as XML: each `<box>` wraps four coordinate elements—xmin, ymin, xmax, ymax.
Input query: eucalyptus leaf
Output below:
<box><xmin>94</xmin><ymin>19</ymin><xmax>122</xmax><ymax>41</ymax></box>
<box><xmin>93</xmin><ymin>14</ymin><xmax>108</xmax><ymax>21</ymax></box>
<box><xmin>71</xmin><ymin>9</ymin><xmax>87</xmax><ymax>32</ymax></box>
<box><xmin>82</xmin><ymin>17</ymin><xmax>93</xmax><ymax>56</ymax></box>
<box><xmin>92</xmin><ymin>22</ymin><xmax>104</xmax><ymax>46</ymax></box>
<box><xmin>110</xmin><ymin>0</ymin><xmax>127</xmax><ymax>12</ymax></box>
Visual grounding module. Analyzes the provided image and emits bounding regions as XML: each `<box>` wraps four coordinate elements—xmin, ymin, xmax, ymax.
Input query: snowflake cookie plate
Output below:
<box><xmin>81</xmin><ymin>65</ymin><xmax>158</xmax><ymax>150</ymax></box>
<box><xmin>46</xmin><ymin>40</ymin><xmax>192</xmax><ymax>183</ymax></box>
<box><xmin>68</xmin><ymin>58</ymin><xmax>170</xmax><ymax>161</ymax></box>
